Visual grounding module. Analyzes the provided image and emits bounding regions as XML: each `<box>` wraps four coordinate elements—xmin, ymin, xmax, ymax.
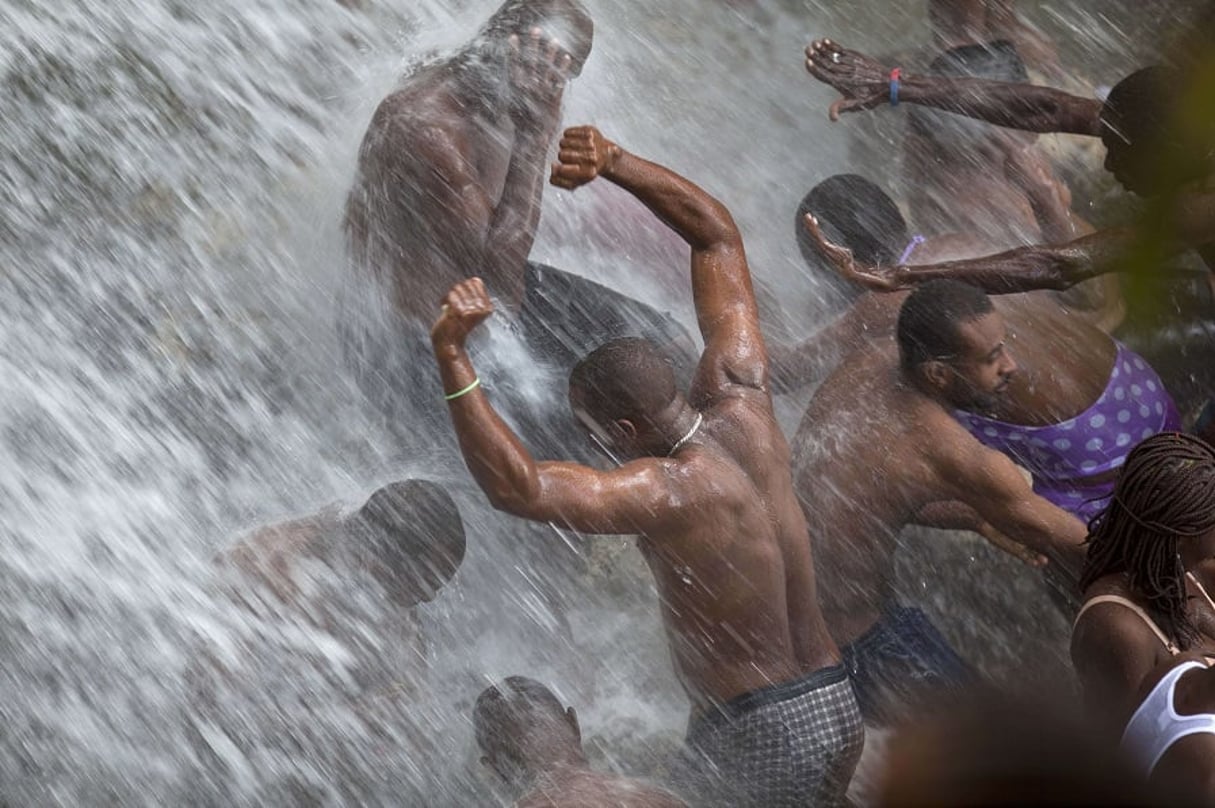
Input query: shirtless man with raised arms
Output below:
<box><xmin>431</xmin><ymin>126</ymin><xmax>863</xmax><ymax>806</ymax></box>
<box><xmin>343</xmin><ymin>0</ymin><xmax>692</xmax><ymax>452</ymax></box>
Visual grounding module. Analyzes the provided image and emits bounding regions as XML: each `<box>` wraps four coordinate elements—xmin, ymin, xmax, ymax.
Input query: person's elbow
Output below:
<box><xmin>695</xmin><ymin>204</ymin><xmax>743</xmax><ymax>251</ymax></box>
<box><xmin>481</xmin><ymin>472</ymin><xmax>544</xmax><ymax>520</ymax></box>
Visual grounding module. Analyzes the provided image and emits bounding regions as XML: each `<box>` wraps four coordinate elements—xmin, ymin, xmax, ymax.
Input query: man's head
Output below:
<box><xmin>909</xmin><ymin>40</ymin><xmax>1034</xmax><ymax>162</ymax></box>
<box><xmin>1099</xmin><ymin>66</ymin><xmax>1195</xmax><ymax>196</ymax></box>
<box><xmin>345</xmin><ymin>479</ymin><xmax>465</xmax><ymax>608</ymax></box>
<box><xmin>897</xmin><ymin>279</ymin><xmax>1016</xmax><ymax>410</ymax></box>
<box><xmin>568</xmin><ymin>337</ymin><xmax>681</xmax><ymax>460</ymax></box>
<box><xmin>474</xmin><ymin>676</ymin><xmax>584</xmax><ymax>785</ymax></box>
<box><xmin>482</xmin><ymin>0</ymin><xmax>594</xmax><ymax>76</ymax></box>
<box><xmin>796</xmin><ymin>174</ymin><xmax>908</xmax><ymax>301</ymax></box>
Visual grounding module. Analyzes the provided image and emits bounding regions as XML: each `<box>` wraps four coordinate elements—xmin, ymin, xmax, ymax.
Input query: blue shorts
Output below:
<box><xmin>840</xmin><ymin>604</ymin><xmax>977</xmax><ymax>724</ymax></box>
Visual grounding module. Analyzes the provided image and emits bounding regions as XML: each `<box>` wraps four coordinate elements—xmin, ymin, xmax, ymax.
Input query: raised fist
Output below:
<box><xmin>549</xmin><ymin>125</ymin><xmax>622</xmax><ymax>191</ymax></box>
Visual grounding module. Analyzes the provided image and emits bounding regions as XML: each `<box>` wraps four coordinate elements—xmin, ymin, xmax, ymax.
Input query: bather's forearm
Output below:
<box><xmin>900</xmin><ymin>74</ymin><xmax>1103</xmax><ymax>135</ymax></box>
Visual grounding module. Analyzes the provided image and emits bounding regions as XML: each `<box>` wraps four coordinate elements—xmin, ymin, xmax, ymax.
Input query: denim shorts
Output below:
<box><xmin>839</xmin><ymin>604</ymin><xmax>977</xmax><ymax>724</ymax></box>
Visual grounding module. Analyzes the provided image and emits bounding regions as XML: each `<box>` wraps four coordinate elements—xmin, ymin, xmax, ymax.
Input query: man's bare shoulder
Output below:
<box><xmin>360</xmin><ymin>84</ymin><xmax>470</xmax><ymax>160</ymax></box>
<box><xmin>219</xmin><ymin>509</ymin><xmax>341</xmax><ymax>572</ymax></box>
<box><xmin>802</xmin><ymin>357</ymin><xmax>975</xmax><ymax>471</ymax></box>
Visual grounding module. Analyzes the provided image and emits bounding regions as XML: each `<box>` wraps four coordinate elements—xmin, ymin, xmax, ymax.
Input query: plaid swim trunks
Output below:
<box><xmin>683</xmin><ymin>664</ymin><xmax>864</xmax><ymax>807</ymax></box>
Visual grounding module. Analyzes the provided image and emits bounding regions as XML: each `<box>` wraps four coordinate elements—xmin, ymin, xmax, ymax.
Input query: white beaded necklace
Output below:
<box><xmin>668</xmin><ymin>412</ymin><xmax>704</xmax><ymax>457</ymax></box>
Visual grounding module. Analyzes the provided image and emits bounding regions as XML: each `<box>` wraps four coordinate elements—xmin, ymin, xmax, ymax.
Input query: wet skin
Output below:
<box><xmin>345</xmin><ymin>15</ymin><xmax>589</xmax><ymax>324</ymax></box>
<box><xmin>1072</xmin><ymin>540</ymin><xmax>1215</xmax><ymax>740</ymax></box>
<box><xmin>777</xmin><ymin>231</ymin><xmax>1118</xmax><ymax>448</ymax></box>
<box><xmin>790</xmin><ymin>306</ymin><xmax>1088</xmax><ymax>646</ymax></box>
<box><xmin>802</xmin><ymin>39</ymin><xmax>1215</xmax><ymax>299</ymax></box>
<box><xmin>432</xmin><ymin>127</ymin><xmax>839</xmax><ymax>711</ymax></box>
<box><xmin>515</xmin><ymin>768</ymin><xmax>688</xmax><ymax>808</ymax></box>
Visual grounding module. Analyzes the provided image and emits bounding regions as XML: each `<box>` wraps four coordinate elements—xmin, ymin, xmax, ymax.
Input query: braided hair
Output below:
<box><xmin>1080</xmin><ymin>432</ymin><xmax>1215</xmax><ymax>649</ymax></box>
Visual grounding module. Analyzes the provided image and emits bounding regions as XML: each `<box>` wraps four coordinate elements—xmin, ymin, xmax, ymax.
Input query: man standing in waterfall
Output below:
<box><xmin>342</xmin><ymin>0</ymin><xmax>591</xmax><ymax>434</ymax></box>
<box><xmin>430</xmin><ymin>126</ymin><xmax>864</xmax><ymax>807</ymax></box>
<box><xmin>342</xmin><ymin>0</ymin><xmax>693</xmax><ymax>454</ymax></box>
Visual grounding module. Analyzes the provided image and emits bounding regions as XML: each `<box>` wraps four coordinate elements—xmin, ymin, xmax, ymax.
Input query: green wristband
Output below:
<box><xmin>444</xmin><ymin>377</ymin><xmax>481</xmax><ymax>401</ymax></box>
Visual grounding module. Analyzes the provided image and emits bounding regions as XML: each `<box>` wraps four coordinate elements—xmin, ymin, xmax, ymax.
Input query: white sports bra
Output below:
<box><xmin>1120</xmin><ymin>661</ymin><xmax>1215</xmax><ymax>778</ymax></box>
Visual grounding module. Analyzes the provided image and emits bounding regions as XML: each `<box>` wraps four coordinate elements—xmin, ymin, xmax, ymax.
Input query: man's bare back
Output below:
<box><xmin>636</xmin><ymin>388</ymin><xmax>835</xmax><ymax>706</ymax></box>
<box><xmin>437</xmin><ymin>127</ymin><xmax>862</xmax><ymax>805</ymax></box>
<box><xmin>793</xmin><ymin>349</ymin><xmax>980</xmax><ymax>641</ymax></box>
<box><xmin>432</xmin><ymin>126</ymin><xmax>836</xmax><ymax>709</ymax></box>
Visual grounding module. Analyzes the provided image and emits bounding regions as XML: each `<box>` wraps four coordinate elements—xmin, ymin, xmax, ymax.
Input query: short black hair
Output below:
<box><xmin>354</xmin><ymin>479</ymin><xmax>465</xmax><ymax>587</ymax></box>
<box><xmin>568</xmin><ymin>337</ymin><xmax>677</xmax><ymax>428</ymax></box>
<box><xmin>897</xmin><ymin>279</ymin><xmax>994</xmax><ymax>371</ymax></box>
<box><xmin>473</xmin><ymin>676</ymin><xmax>575</xmax><ymax>765</ymax></box>
<box><xmin>796</xmin><ymin>174</ymin><xmax>907</xmax><ymax>299</ymax></box>
<box><xmin>1099</xmin><ymin>66</ymin><xmax>1181</xmax><ymax>158</ymax></box>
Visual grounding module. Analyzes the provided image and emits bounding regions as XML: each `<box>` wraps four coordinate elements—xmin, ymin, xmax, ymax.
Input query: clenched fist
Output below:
<box><xmin>431</xmin><ymin>277</ymin><xmax>495</xmax><ymax>348</ymax></box>
<box><xmin>549</xmin><ymin>125</ymin><xmax>622</xmax><ymax>190</ymax></box>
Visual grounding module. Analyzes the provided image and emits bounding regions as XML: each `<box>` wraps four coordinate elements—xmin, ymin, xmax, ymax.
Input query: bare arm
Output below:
<box><xmin>1004</xmin><ymin>142</ymin><xmax>1083</xmax><ymax>244</ymax></box>
<box><xmin>550</xmin><ymin>126</ymin><xmax>766</xmax><ymax>396</ymax></box>
<box><xmin>385</xmin><ymin>32</ymin><xmax>573</xmax><ymax>306</ymax></box>
<box><xmin>930</xmin><ymin>419</ymin><xmax>1087</xmax><ymax>578</ymax></box>
<box><xmin>487</xmin><ymin>31</ymin><xmax>577</xmax><ymax>293</ymax></box>
<box><xmin>431</xmin><ymin>278</ymin><xmax>688</xmax><ymax>535</ymax></box>
<box><xmin>767</xmin><ymin>311</ymin><xmax>859</xmax><ymax>394</ymax></box>
<box><xmin>912</xmin><ymin>500</ymin><xmax>1048</xmax><ymax>568</ymax></box>
<box><xmin>1071</xmin><ymin>607</ymin><xmax>1166</xmax><ymax>733</ymax></box>
<box><xmin>804</xmin><ymin>38</ymin><xmax>1103</xmax><ymax>134</ymax></box>
<box><xmin>804</xmin><ymin>211</ymin><xmax>1138</xmax><ymax>295</ymax></box>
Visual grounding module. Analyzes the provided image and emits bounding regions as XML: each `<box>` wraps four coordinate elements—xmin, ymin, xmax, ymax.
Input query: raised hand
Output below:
<box><xmin>803</xmin><ymin>213</ymin><xmax>903</xmax><ymax>292</ymax></box>
<box><xmin>431</xmin><ymin>278</ymin><xmax>495</xmax><ymax>348</ymax></box>
<box><xmin>804</xmin><ymin>38</ymin><xmax>892</xmax><ymax>122</ymax></box>
<box><xmin>549</xmin><ymin>125</ymin><xmax>622</xmax><ymax>191</ymax></box>
<box><xmin>508</xmin><ymin>27</ymin><xmax>575</xmax><ymax>122</ymax></box>
<box><xmin>1003</xmin><ymin>141</ymin><xmax>1072</xmax><ymax>211</ymax></box>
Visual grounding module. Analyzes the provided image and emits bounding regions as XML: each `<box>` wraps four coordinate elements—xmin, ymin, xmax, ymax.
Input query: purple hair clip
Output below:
<box><xmin>897</xmin><ymin>234</ymin><xmax>926</xmax><ymax>265</ymax></box>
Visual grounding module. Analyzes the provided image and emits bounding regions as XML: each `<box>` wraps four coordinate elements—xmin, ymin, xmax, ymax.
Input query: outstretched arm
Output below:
<box><xmin>804</xmin><ymin>38</ymin><xmax>1103</xmax><ymax>134</ymax></box>
<box><xmin>930</xmin><ymin>419</ymin><xmax>1087</xmax><ymax>579</ymax></box>
<box><xmin>913</xmin><ymin>501</ymin><xmax>1048</xmax><ymax>568</ymax></box>
<box><xmin>803</xmin><ymin>212</ymin><xmax>1136</xmax><ymax>295</ymax></box>
<box><xmin>431</xmin><ymin>279</ymin><xmax>687</xmax><ymax>535</ymax></box>
<box><xmin>550</xmin><ymin>126</ymin><xmax>766</xmax><ymax>395</ymax></box>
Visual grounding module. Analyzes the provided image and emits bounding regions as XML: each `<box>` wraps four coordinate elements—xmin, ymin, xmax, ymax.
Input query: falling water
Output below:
<box><xmin>1</xmin><ymin>0</ymin><xmax>1210</xmax><ymax>804</ymax></box>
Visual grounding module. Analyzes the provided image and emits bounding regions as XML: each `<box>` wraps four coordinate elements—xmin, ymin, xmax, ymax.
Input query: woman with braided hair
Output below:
<box><xmin>1071</xmin><ymin>432</ymin><xmax>1215</xmax><ymax>738</ymax></box>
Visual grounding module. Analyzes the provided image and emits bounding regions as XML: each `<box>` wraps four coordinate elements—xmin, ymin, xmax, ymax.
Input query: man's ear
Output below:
<box><xmin>565</xmin><ymin>706</ymin><xmax>581</xmax><ymax>743</ymax></box>
<box><xmin>613</xmin><ymin>419</ymin><xmax>638</xmax><ymax>442</ymax></box>
<box><xmin>921</xmin><ymin>360</ymin><xmax>953</xmax><ymax>392</ymax></box>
